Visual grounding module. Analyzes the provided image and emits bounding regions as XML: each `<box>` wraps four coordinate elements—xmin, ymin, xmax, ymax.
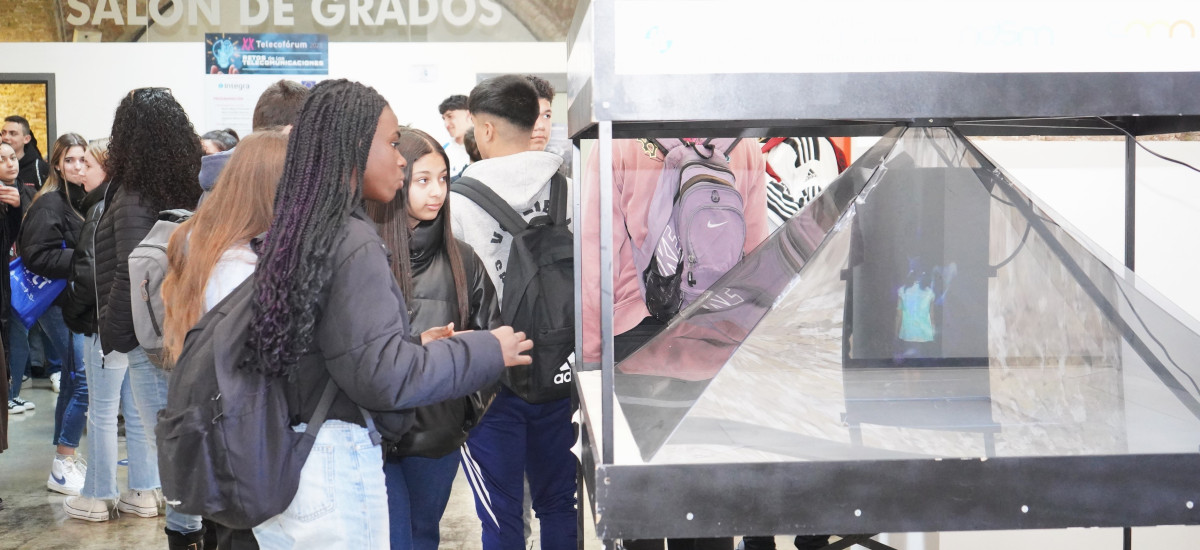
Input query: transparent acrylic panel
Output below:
<box><xmin>614</xmin><ymin>127</ymin><xmax>1200</xmax><ymax>463</ymax></box>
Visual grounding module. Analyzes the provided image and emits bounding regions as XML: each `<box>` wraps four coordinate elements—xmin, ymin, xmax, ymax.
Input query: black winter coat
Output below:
<box><xmin>62</xmin><ymin>182</ymin><xmax>108</xmax><ymax>335</ymax></box>
<box><xmin>286</xmin><ymin>213</ymin><xmax>506</xmax><ymax>442</ymax></box>
<box><xmin>19</xmin><ymin>183</ymin><xmax>85</xmax><ymax>308</ymax></box>
<box><xmin>0</xmin><ymin>182</ymin><xmax>24</xmax><ymax>349</ymax></box>
<box><xmin>389</xmin><ymin>216</ymin><xmax>501</xmax><ymax>458</ymax></box>
<box><xmin>96</xmin><ymin>183</ymin><xmax>186</xmax><ymax>354</ymax></box>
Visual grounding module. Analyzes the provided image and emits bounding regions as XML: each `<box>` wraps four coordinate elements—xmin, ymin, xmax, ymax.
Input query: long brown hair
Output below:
<box><xmin>366</xmin><ymin>126</ymin><xmax>469</xmax><ymax>327</ymax></box>
<box><xmin>161</xmin><ymin>130</ymin><xmax>288</xmax><ymax>366</ymax></box>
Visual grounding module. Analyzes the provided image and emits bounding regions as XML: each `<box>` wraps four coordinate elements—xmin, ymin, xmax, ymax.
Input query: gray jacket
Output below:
<box><xmin>289</xmin><ymin>213</ymin><xmax>506</xmax><ymax>440</ymax></box>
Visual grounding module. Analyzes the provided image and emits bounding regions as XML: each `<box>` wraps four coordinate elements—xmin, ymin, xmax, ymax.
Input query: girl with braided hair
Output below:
<box><xmin>247</xmin><ymin>79</ymin><xmax>531</xmax><ymax>549</ymax></box>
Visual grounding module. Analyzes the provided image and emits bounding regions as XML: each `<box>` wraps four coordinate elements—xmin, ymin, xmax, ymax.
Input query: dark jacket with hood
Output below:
<box><xmin>388</xmin><ymin>215</ymin><xmax>501</xmax><ymax>458</ymax></box>
<box><xmin>285</xmin><ymin>213</ymin><xmax>506</xmax><ymax>441</ymax></box>
<box><xmin>62</xmin><ymin>182</ymin><xmax>109</xmax><ymax>335</ymax></box>
<box><xmin>17</xmin><ymin>143</ymin><xmax>49</xmax><ymax>190</ymax></box>
<box><xmin>19</xmin><ymin>181</ymin><xmax>86</xmax><ymax>309</ymax></box>
<box><xmin>96</xmin><ymin>182</ymin><xmax>179</xmax><ymax>354</ymax></box>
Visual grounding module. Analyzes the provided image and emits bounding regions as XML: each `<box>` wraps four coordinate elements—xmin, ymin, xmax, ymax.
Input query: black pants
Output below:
<box><xmin>742</xmin><ymin>535</ymin><xmax>830</xmax><ymax>550</ymax></box>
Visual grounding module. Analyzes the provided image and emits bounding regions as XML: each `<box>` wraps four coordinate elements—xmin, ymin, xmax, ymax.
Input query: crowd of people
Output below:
<box><xmin>0</xmin><ymin>72</ymin><xmax>840</xmax><ymax>550</ymax></box>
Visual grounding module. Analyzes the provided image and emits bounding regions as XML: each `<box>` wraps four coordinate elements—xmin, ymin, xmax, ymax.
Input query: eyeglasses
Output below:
<box><xmin>128</xmin><ymin>87</ymin><xmax>173</xmax><ymax>100</ymax></box>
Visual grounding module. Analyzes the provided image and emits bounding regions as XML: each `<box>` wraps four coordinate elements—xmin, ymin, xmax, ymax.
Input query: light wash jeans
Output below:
<box><xmin>80</xmin><ymin>335</ymin><xmax>157</xmax><ymax>500</ymax></box>
<box><xmin>253</xmin><ymin>420</ymin><xmax>389</xmax><ymax>550</ymax></box>
<box><xmin>125</xmin><ymin>346</ymin><xmax>203</xmax><ymax>534</ymax></box>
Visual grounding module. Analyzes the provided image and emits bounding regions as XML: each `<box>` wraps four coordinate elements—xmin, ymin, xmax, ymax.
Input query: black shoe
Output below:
<box><xmin>165</xmin><ymin>526</ymin><xmax>207</xmax><ymax>550</ymax></box>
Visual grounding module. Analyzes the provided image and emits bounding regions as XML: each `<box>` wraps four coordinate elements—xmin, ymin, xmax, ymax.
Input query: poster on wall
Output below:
<box><xmin>205</xmin><ymin>33</ymin><xmax>328</xmax><ymax>75</ymax></box>
<box><xmin>202</xmin><ymin>33</ymin><xmax>324</xmax><ymax>141</ymax></box>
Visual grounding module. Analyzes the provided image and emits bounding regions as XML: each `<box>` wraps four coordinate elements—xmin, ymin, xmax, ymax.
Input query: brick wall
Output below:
<box><xmin>0</xmin><ymin>84</ymin><xmax>51</xmax><ymax>158</ymax></box>
<box><xmin>0</xmin><ymin>0</ymin><xmax>60</xmax><ymax>42</ymax></box>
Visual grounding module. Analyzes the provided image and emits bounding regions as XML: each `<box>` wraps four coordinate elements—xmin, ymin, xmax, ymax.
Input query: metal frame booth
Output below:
<box><xmin>566</xmin><ymin>1</ymin><xmax>1200</xmax><ymax>548</ymax></box>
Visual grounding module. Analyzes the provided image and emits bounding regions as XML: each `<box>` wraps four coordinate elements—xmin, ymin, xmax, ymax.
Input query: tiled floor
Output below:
<box><xmin>0</xmin><ymin>381</ymin><xmax>536</xmax><ymax>550</ymax></box>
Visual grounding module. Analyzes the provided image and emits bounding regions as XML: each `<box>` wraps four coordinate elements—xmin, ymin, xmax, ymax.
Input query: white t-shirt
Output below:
<box><xmin>204</xmin><ymin>244</ymin><xmax>257</xmax><ymax>311</ymax></box>
<box><xmin>444</xmin><ymin>141</ymin><xmax>471</xmax><ymax>180</ymax></box>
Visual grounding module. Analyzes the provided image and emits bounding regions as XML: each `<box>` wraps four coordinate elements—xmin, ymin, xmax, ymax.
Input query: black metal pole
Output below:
<box><xmin>1125</xmin><ymin>135</ymin><xmax>1136</xmax><ymax>271</ymax></box>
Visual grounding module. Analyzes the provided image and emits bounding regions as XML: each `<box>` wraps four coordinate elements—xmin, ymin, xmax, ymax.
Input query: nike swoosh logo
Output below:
<box><xmin>52</xmin><ymin>472</ymin><xmax>66</xmax><ymax>484</ymax></box>
<box><xmin>707</xmin><ymin>220</ymin><xmax>728</xmax><ymax>228</ymax></box>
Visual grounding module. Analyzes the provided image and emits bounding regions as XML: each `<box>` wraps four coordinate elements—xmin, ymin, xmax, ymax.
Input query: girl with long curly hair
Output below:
<box><xmin>92</xmin><ymin>87</ymin><xmax>204</xmax><ymax>547</ymax></box>
<box><xmin>367</xmin><ymin>126</ymin><xmax>502</xmax><ymax>550</ymax></box>
<box><xmin>245</xmin><ymin>79</ymin><xmax>530</xmax><ymax>549</ymax></box>
<box><xmin>17</xmin><ymin>132</ymin><xmax>92</xmax><ymax>496</ymax></box>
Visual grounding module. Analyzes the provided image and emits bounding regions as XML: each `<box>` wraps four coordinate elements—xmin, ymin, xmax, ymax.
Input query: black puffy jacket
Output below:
<box><xmin>95</xmin><ymin>183</ymin><xmax>180</xmax><ymax>354</ymax></box>
<box><xmin>62</xmin><ymin>182</ymin><xmax>108</xmax><ymax>335</ymax></box>
<box><xmin>19</xmin><ymin>182</ymin><xmax>85</xmax><ymax>309</ymax></box>
<box><xmin>388</xmin><ymin>215</ymin><xmax>501</xmax><ymax>458</ymax></box>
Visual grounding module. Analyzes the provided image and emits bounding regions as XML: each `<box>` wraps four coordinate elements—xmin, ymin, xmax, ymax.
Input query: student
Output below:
<box><xmin>2</xmin><ymin>115</ymin><xmax>50</xmax><ymax>189</ymax></box>
<box><xmin>0</xmin><ymin>143</ymin><xmax>24</xmax><ymax>377</ymax></box>
<box><xmin>581</xmin><ymin>138</ymin><xmax>769</xmax><ymax>550</ymax></box>
<box><xmin>524</xmin><ymin>75</ymin><xmax>554</xmax><ymax>152</ymax></box>
<box><xmin>439</xmin><ymin>94</ymin><xmax>472</xmax><ymax>179</ymax></box>
<box><xmin>451</xmin><ymin>74</ymin><xmax>577</xmax><ymax>550</ymax></box>
<box><xmin>62</xmin><ymin>137</ymin><xmax>159</xmax><ymax>524</ymax></box>
<box><xmin>367</xmin><ymin>126</ymin><xmax>501</xmax><ymax>550</ymax></box>
<box><xmin>94</xmin><ymin>87</ymin><xmax>206</xmax><ymax>548</ymax></box>
<box><xmin>155</xmin><ymin>131</ymin><xmax>290</xmax><ymax>549</ymax></box>
<box><xmin>199</xmin><ymin>79</ymin><xmax>310</xmax><ymax>197</ymax></box>
<box><xmin>18</xmin><ymin>132</ymin><xmax>92</xmax><ymax>496</ymax></box>
<box><xmin>200</xmin><ymin>128</ymin><xmax>239</xmax><ymax>155</ymax></box>
<box><xmin>243</xmin><ymin>79</ymin><xmax>530</xmax><ymax>549</ymax></box>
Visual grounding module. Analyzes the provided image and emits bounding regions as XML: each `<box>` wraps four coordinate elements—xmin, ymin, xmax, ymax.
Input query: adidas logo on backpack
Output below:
<box><xmin>634</xmin><ymin>138</ymin><xmax>747</xmax><ymax>322</ymax></box>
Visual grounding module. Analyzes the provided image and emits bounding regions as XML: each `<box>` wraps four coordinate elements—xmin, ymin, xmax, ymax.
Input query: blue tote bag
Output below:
<box><xmin>9</xmin><ymin>256</ymin><xmax>66</xmax><ymax>329</ymax></box>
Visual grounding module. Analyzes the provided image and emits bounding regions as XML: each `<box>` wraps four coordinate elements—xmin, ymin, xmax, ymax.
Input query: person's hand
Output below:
<box><xmin>489</xmin><ymin>326</ymin><xmax>533</xmax><ymax>367</ymax></box>
<box><xmin>421</xmin><ymin>322</ymin><xmax>454</xmax><ymax>345</ymax></box>
<box><xmin>0</xmin><ymin>185</ymin><xmax>19</xmax><ymax>208</ymax></box>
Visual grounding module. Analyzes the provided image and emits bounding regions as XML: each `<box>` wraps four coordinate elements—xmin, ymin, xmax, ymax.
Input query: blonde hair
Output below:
<box><xmin>161</xmin><ymin>130</ymin><xmax>288</xmax><ymax>366</ymax></box>
<box><xmin>33</xmin><ymin>133</ymin><xmax>88</xmax><ymax>212</ymax></box>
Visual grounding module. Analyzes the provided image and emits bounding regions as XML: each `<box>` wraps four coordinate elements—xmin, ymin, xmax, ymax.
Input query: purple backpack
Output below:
<box><xmin>634</xmin><ymin>138</ymin><xmax>745</xmax><ymax>322</ymax></box>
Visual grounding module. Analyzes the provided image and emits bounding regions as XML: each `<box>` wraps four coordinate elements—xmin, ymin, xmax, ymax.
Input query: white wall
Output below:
<box><xmin>0</xmin><ymin>41</ymin><xmax>565</xmax><ymax>147</ymax></box>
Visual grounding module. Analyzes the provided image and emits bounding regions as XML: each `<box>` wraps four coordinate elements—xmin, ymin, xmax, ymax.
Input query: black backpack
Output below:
<box><xmin>452</xmin><ymin>174</ymin><xmax>574</xmax><ymax>404</ymax></box>
<box><xmin>154</xmin><ymin>274</ymin><xmax>379</xmax><ymax>529</ymax></box>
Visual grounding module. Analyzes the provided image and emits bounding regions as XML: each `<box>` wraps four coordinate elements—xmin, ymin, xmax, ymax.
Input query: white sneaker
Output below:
<box><xmin>117</xmin><ymin>489</ymin><xmax>163</xmax><ymax>518</ymax></box>
<box><xmin>10</xmin><ymin>396</ymin><xmax>33</xmax><ymax>410</ymax></box>
<box><xmin>64</xmin><ymin>495</ymin><xmax>117</xmax><ymax>522</ymax></box>
<box><xmin>47</xmin><ymin>456</ymin><xmax>86</xmax><ymax>496</ymax></box>
<box><xmin>50</xmin><ymin>372</ymin><xmax>61</xmax><ymax>393</ymax></box>
<box><xmin>7</xmin><ymin>399</ymin><xmax>25</xmax><ymax>414</ymax></box>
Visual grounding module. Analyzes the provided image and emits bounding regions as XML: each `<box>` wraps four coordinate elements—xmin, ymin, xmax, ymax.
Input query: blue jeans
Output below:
<box><xmin>125</xmin><ymin>346</ymin><xmax>202</xmax><ymax>534</ymax></box>
<box><xmin>80</xmin><ymin>336</ymin><xmax>157</xmax><ymax>500</ymax></box>
<box><xmin>461</xmin><ymin>388</ymin><xmax>577</xmax><ymax>550</ymax></box>
<box><xmin>253</xmin><ymin>420</ymin><xmax>389</xmax><ymax>549</ymax></box>
<box><xmin>8</xmin><ymin>311</ymin><xmax>64</xmax><ymax>400</ymax></box>
<box><xmin>384</xmin><ymin>452</ymin><xmax>461</xmax><ymax>550</ymax></box>
<box><xmin>27</xmin><ymin>307</ymin><xmax>88</xmax><ymax>448</ymax></box>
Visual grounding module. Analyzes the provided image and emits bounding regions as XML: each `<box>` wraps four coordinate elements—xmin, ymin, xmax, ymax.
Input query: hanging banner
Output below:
<box><xmin>205</xmin><ymin>33</ymin><xmax>328</xmax><ymax>75</ymax></box>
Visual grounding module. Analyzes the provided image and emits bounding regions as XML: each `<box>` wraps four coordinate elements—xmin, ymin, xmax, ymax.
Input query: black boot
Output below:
<box><xmin>166</xmin><ymin>526</ymin><xmax>207</xmax><ymax>550</ymax></box>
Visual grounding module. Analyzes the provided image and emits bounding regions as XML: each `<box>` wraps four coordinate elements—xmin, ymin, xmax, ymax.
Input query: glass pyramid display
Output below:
<box><xmin>615</xmin><ymin>127</ymin><xmax>1200</xmax><ymax>463</ymax></box>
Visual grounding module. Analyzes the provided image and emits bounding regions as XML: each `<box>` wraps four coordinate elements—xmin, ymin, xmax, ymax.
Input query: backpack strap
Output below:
<box><xmin>548</xmin><ymin>173</ymin><xmax>568</xmax><ymax>226</ymax></box>
<box><xmin>452</xmin><ymin>177</ymin><xmax>528</xmax><ymax>236</ymax></box>
<box><xmin>303</xmin><ymin>378</ymin><xmax>382</xmax><ymax>446</ymax></box>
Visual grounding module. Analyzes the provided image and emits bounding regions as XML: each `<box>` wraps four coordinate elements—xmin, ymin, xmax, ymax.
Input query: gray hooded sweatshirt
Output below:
<box><xmin>450</xmin><ymin>150</ymin><xmax>569</xmax><ymax>298</ymax></box>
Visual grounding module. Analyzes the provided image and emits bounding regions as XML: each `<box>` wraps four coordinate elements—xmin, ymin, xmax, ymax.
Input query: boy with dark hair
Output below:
<box><xmin>451</xmin><ymin>74</ymin><xmax>577</xmax><ymax>550</ymax></box>
<box><xmin>439</xmin><ymin>94</ymin><xmax>472</xmax><ymax>179</ymax></box>
<box><xmin>524</xmin><ymin>75</ymin><xmax>555</xmax><ymax>152</ymax></box>
<box><xmin>251</xmin><ymin>79</ymin><xmax>311</xmax><ymax>131</ymax></box>
<box><xmin>2</xmin><ymin>115</ymin><xmax>50</xmax><ymax>189</ymax></box>
<box><xmin>200</xmin><ymin>79</ymin><xmax>310</xmax><ymax>196</ymax></box>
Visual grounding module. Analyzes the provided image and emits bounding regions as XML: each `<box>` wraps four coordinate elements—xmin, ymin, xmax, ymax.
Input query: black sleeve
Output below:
<box><xmin>465</xmin><ymin>249</ymin><xmax>502</xmax><ymax>331</ymax></box>
<box><xmin>19</xmin><ymin>200</ymin><xmax>74</xmax><ymax>280</ymax></box>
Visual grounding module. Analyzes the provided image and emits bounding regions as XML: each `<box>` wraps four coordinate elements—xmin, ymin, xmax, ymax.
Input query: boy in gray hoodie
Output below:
<box><xmin>450</xmin><ymin>75</ymin><xmax>577</xmax><ymax>550</ymax></box>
